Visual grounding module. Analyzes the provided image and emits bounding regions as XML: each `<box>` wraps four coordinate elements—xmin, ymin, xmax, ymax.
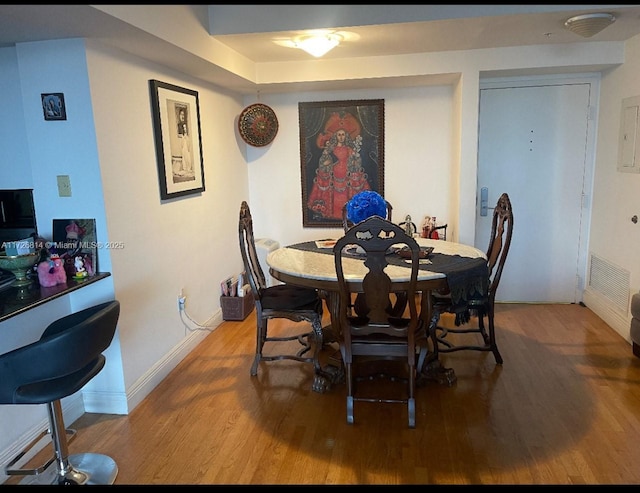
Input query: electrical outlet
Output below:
<box><xmin>177</xmin><ymin>291</ymin><xmax>186</xmax><ymax>311</ymax></box>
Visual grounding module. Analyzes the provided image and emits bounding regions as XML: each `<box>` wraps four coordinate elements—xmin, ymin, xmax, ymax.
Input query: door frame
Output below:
<box><xmin>478</xmin><ymin>73</ymin><xmax>600</xmax><ymax>302</ymax></box>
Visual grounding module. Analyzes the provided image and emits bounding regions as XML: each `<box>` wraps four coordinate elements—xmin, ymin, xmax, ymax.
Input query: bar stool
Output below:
<box><xmin>0</xmin><ymin>300</ymin><xmax>120</xmax><ymax>485</ymax></box>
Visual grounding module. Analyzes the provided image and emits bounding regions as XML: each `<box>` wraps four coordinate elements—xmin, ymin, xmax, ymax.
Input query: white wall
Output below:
<box><xmin>584</xmin><ymin>33</ymin><xmax>640</xmax><ymax>339</ymax></box>
<box><xmin>0</xmin><ymin>39</ymin><xmax>122</xmax><ymax>479</ymax></box>
<box><xmin>84</xmin><ymin>40</ymin><xmax>248</xmax><ymax>405</ymax></box>
<box><xmin>246</xmin><ymin>86</ymin><xmax>454</xmax><ymax>246</ymax></box>
<box><xmin>13</xmin><ymin>38</ymin><xmax>122</xmax><ymax>401</ymax></box>
<box><xmin>0</xmin><ymin>48</ymin><xmax>30</xmax><ymax>187</ymax></box>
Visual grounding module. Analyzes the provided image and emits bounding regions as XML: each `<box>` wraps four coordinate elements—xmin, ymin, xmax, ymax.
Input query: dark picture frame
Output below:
<box><xmin>149</xmin><ymin>80</ymin><xmax>205</xmax><ymax>200</ymax></box>
<box><xmin>41</xmin><ymin>93</ymin><xmax>66</xmax><ymax>121</ymax></box>
<box><xmin>299</xmin><ymin>99</ymin><xmax>385</xmax><ymax>227</ymax></box>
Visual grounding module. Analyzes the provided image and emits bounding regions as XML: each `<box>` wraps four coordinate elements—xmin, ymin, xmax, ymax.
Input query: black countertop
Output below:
<box><xmin>0</xmin><ymin>272</ymin><xmax>111</xmax><ymax>323</ymax></box>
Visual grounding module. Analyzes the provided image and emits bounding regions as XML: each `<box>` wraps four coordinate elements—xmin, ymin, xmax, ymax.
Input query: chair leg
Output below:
<box><xmin>47</xmin><ymin>400</ymin><xmax>118</xmax><ymax>485</ymax></box>
<box><xmin>477</xmin><ymin>314</ymin><xmax>487</xmax><ymax>342</ymax></box>
<box><xmin>345</xmin><ymin>363</ymin><xmax>355</xmax><ymax>424</ymax></box>
<box><xmin>487</xmin><ymin>309</ymin><xmax>503</xmax><ymax>365</ymax></box>
<box><xmin>7</xmin><ymin>401</ymin><xmax>117</xmax><ymax>485</ymax></box>
<box><xmin>408</xmin><ymin>398</ymin><xmax>416</xmax><ymax>428</ymax></box>
<box><xmin>251</xmin><ymin>313</ymin><xmax>267</xmax><ymax>376</ymax></box>
<box><xmin>4</xmin><ymin>420</ymin><xmax>74</xmax><ymax>479</ymax></box>
<box><xmin>48</xmin><ymin>400</ymin><xmax>89</xmax><ymax>485</ymax></box>
<box><xmin>408</xmin><ymin>361</ymin><xmax>416</xmax><ymax>428</ymax></box>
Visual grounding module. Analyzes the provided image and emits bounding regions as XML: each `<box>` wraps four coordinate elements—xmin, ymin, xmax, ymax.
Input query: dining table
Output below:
<box><xmin>267</xmin><ymin>236</ymin><xmax>488</xmax><ymax>393</ymax></box>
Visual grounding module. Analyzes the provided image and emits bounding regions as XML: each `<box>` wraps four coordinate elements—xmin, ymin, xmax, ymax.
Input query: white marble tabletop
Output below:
<box><xmin>267</xmin><ymin>237</ymin><xmax>485</xmax><ymax>285</ymax></box>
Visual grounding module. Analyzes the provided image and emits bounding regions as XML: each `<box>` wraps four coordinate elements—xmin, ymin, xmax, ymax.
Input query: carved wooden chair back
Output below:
<box><xmin>333</xmin><ymin>215</ymin><xmax>424</xmax><ymax>427</ymax></box>
<box><xmin>238</xmin><ymin>201</ymin><xmax>325</xmax><ymax>386</ymax></box>
<box><xmin>431</xmin><ymin>192</ymin><xmax>513</xmax><ymax>364</ymax></box>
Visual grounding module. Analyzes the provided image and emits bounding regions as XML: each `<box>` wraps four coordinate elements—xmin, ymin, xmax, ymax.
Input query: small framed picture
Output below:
<box><xmin>41</xmin><ymin>93</ymin><xmax>67</xmax><ymax>121</ymax></box>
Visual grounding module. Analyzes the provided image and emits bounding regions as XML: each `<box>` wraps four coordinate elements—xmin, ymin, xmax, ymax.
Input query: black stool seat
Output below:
<box><xmin>0</xmin><ymin>300</ymin><xmax>120</xmax><ymax>485</ymax></box>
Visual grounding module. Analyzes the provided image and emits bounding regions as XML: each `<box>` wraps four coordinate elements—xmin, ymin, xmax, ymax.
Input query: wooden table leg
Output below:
<box><xmin>417</xmin><ymin>290</ymin><xmax>457</xmax><ymax>386</ymax></box>
<box><xmin>310</xmin><ymin>290</ymin><xmax>345</xmax><ymax>392</ymax></box>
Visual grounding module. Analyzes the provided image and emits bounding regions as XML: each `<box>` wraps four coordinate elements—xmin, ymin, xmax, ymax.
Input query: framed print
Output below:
<box><xmin>149</xmin><ymin>80</ymin><xmax>205</xmax><ymax>200</ymax></box>
<box><xmin>41</xmin><ymin>93</ymin><xmax>66</xmax><ymax>121</ymax></box>
<box><xmin>299</xmin><ymin>99</ymin><xmax>385</xmax><ymax>228</ymax></box>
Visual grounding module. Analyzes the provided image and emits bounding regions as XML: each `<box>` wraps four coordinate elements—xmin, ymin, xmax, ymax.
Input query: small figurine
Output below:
<box><xmin>421</xmin><ymin>215</ymin><xmax>433</xmax><ymax>238</ymax></box>
<box><xmin>401</xmin><ymin>214</ymin><xmax>417</xmax><ymax>237</ymax></box>
<box><xmin>74</xmin><ymin>255</ymin><xmax>88</xmax><ymax>279</ymax></box>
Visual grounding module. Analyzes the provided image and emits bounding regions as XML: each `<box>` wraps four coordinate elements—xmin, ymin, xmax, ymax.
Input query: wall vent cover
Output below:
<box><xmin>588</xmin><ymin>254</ymin><xmax>630</xmax><ymax>313</ymax></box>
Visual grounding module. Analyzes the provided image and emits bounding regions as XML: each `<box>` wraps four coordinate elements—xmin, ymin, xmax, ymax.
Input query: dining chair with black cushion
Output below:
<box><xmin>238</xmin><ymin>201</ymin><xmax>326</xmax><ymax>388</ymax></box>
<box><xmin>0</xmin><ymin>300</ymin><xmax>120</xmax><ymax>485</ymax></box>
<box><xmin>431</xmin><ymin>192</ymin><xmax>513</xmax><ymax>364</ymax></box>
<box><xmin>333</xmin><ymin>215</ymin><xmax>425</xmax><ymax>428</ymax></box>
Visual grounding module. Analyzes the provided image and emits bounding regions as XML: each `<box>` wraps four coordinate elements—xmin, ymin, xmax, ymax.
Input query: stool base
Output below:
<box><xmin>17</xmin><ymin>453</ymin><xmax>117</xmax><ymax>485</ymax></box>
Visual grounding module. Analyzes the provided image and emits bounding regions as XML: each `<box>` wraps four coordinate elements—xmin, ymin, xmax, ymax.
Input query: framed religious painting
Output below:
<box><xmin>149</xmin><ymin>80</ymin><xmax>205</xmax><ymax>200</ymax></box>
<box><xmin>299</xmin><ymin>99</ymin><xmax>385</xmax><ymax>228</ymax></box>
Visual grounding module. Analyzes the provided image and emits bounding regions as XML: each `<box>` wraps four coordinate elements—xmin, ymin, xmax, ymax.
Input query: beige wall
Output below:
<box><xmin>584</xmin><ymin>33</ymin><xmax>640</xmax><ymax>338</ymax></box>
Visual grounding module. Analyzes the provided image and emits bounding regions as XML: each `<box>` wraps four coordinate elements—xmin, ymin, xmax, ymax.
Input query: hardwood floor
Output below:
<box><xmin>7</xmin><ymin>303</ymin><xmax>640</xmax><ymax>484</ymax></box>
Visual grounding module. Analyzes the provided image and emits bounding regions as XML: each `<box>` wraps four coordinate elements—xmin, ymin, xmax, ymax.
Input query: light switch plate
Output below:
<box><xmin>57</xmin><ymin>175</ymin><xmax>72</xmax><ymax>197</ymax></box>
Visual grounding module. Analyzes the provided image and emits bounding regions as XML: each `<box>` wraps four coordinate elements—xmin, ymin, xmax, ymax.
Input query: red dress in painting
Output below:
<box><xmin>307</xmin><ymin>112</ymin><xmax>371</xmax><ymax>220</ymax></box>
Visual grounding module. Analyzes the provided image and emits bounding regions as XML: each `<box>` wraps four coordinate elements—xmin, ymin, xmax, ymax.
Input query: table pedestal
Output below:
<box><xmin>417</xmin><ymin>355</ymin><xmax>457</xmax><ymax>386</ymax></box>
<box><xmin>312</xmin><ymin>289</ymin><xmax>457</xmax><ymax>392</ymax></box>
<box><xmin>307</xmin><ymin>320</ymin><xmax>344</xmax><ymax>393</ymax></box>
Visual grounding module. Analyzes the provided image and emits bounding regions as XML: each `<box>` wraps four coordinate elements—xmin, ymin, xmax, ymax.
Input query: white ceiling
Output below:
<box><xmin>2</xmin><ymin>4</ymin><xmax>640</xmax><ymax>93</ymax></box>
<box><xmin>209</xmin><ymin>4</ymin><xmax>640</xmax><ymax>63</ymax></box>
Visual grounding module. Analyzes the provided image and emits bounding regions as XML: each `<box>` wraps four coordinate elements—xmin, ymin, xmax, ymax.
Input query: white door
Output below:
<box><xmin>476</xmin><ymin>80</ymin><xmax>594</xmax><ymax>303</ymax></box>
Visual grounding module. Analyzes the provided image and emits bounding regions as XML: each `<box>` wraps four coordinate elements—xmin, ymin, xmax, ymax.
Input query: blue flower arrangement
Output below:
<box><xmin>346</xmin><ymin>190</ymin><xmax>387</xmax><ymax>224</ymax></box>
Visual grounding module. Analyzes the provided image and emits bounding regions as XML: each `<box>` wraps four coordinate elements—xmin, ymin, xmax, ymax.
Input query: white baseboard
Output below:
<box><xmin>583</xmin><ymin>287</ymin><xmax>631</xmax><ymax>343</ymax></box>
<box><xmin>125</xmin><ymin>312</ymin><xmax>222</xmax><ymax>413</ymax></box>
<box><xmin>82</xmin><ymin>390</ymin><xmax>129</xmax><ymax>415</ymax></box>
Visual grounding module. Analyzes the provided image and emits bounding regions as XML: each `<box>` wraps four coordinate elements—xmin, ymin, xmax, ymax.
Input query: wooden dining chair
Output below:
<box><xmin>333</xmin><ymin>215</ymin><xmax>426</xmax><ymax>428</ymax></box>
<box><xmin>238</xmin><ymin>201</ymin><xmax>325</xmax><ymax>384</ymax></box>
<box><xmin>431</xmin><ymin>192</ymin><xmax>513</xmax><ymax>364</ymax></box>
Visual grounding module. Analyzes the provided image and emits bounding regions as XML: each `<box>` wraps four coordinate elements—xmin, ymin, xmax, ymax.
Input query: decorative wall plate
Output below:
<box><xmin>238</xmin><ymin>103</ymin><xmax>279</xmax><ymax>147</ymax></box>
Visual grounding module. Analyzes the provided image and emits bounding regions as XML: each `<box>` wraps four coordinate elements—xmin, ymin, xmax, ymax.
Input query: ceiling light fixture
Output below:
<box><xmin>295</xmin><ymin>33</ymin><xmax>342</xmax><ymax>57</ymax></box>
<box><xmin>564</xmin><ymin>12</ymin><xmax>616</xmax><ymax>38</ymax></box>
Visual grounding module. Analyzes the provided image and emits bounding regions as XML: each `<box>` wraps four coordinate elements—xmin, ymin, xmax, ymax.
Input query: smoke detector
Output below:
<box><xmin>564</xmin><ymin>12</ymin><xmax>616</xmax><ymax>38</ymax></box>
